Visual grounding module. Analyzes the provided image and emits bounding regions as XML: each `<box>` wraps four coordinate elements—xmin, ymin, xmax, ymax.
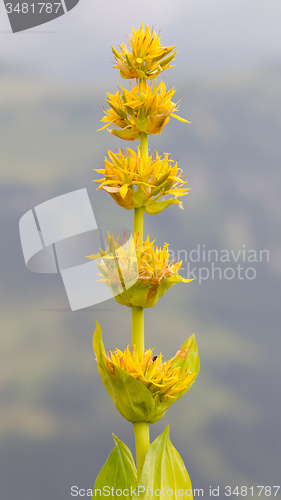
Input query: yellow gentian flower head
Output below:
<box><xmin>87</xmin><ymin>234</ymin><xmax>193</xmax><ymax>308</ymax></box>
<box><xmin>112</xmin><ymin>24</ymin><xmax>177</xmax><ymax>80</ymax></box>
<box><xmin>93</xmin><ymin>322</ymin><xmax>200</xmax><ymax>423</ymax></box>
<box><xmin>94</xmin><ymin>148</ymin><xmax>190</xmax><ymax>213</ymax></box>
<box><xmin>98</xmin><ymin>80</ymin><xmax>189</xmax><ymax>141</ymax></box>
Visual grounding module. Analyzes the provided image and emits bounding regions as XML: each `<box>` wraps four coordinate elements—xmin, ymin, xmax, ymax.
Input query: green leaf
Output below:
<box><xmin>94</xmin><ymin>434</ymin><xmax>137</xmax><ymax>499</ymax></box>
<box><xmin>134</xmin><ymin>426</ymin><xmax>193</xmax><ymax>500</ymax></box>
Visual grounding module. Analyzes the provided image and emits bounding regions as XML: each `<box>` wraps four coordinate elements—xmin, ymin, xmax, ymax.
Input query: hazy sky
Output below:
<box><xmin>0</xmin><ymin>0</ymin><xmax>281</xmax><ymax>81</ymax></box>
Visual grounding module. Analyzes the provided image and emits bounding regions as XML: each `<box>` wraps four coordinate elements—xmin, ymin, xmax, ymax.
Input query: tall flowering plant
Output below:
<box><xmin>89</xmin><ymin>25</ymin><xmax>200</xmax><ymax>499</ymax></box>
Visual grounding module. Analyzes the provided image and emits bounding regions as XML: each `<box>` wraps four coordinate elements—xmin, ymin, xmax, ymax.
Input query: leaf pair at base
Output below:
<box><xmin>94</xmin><ymin>427</ymin><xmax>193</xmax><ymax>499</ymax></box>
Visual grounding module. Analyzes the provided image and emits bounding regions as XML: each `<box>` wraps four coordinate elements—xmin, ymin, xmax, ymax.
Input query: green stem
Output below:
<box><xmin>140</xmin><ymin>131</ymin><xmax>148</xmax><ymax>158</ymax></box>
<box><xmin>139</xmin><ymin>77</ymin><xmax>148</xmax><ymax>159</ymax></box>
<box><xmin>133</xmin><ymin>206</ymin><xmax>144</xmax><ymax>247</ymax></box>
<box><xmin>131</xmin><ymin>77</ymin><xmax>150</xmax><ymax>482</ymax></box>
<box><xmin>132</xmin><ymin>305</ymin><xmax>144</xmax><ymax>355</ymax></box>
<box><xmin>133</xmin><ymin>422</ymin><xmax>150</xmax><ymax>481</ymax></box>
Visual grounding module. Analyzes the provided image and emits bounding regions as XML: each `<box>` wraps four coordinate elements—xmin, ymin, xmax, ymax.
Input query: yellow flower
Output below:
<box><xmin>87</xmin><ymin>234</ymin><xmax>193</xmax><ymax>308</ymax></box>
<box><xmin>94</xmin><ymin>148</ymin><xmax>190</xmax><ymax>213</ymax></box>
<box><xmin>98</xmin><ymin>80</ymin><xmax>189</xmax><ymax>140</ymax></box>
<box><xmin>109</xmin><ymin>345</ymin><xmax>195</xmax><ymax>400</ymax></box>
<box><xmin>93</xmin><ymin>322</ymin><xmax>200</xmax><ymax>423</ymax></box>
<box><xmin>112</xmin><ymin>24</ymin><xmax>176</xmax><ymax>80</ymax></box>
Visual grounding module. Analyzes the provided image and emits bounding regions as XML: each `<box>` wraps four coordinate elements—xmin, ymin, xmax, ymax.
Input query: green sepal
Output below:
<box><xmin>111</xmin><ymin>46</ymin><xmax>122</xmax><ymax>61</ymax></box>
<box><xmin>114</xmin><ymin>275</ymin><xmax>181</xmax><ymax>309</ymax></box>
<box><xmin>152</xmin><ymin>46</ymin><xmax>176</xmax><ymax>62</ymax></box>
<box><xmin>132</xmin><ymin>190</ymin><xmax>147</xmax><ymax>208</ymax></box>
<box><xmin>159</xmin><ymin>51</ymin><xmax>177</xmax><ymax>68</ymax></box>
<box><xmin>93</xmin><ymin>323</ymin><xmax>156</xmax><ymax>422</ymax></box>
<box><xmin>125</xmin><ymin>54</ymin><xmax>134</xmax><ymax>68</ymax></box>
<box><xmin>145</xmin><ymin>198</ymin><xmax>180</xmax><ymax>214</ymax></box>
<box><xmin>133</xmin><ymin>426</ymin><xmax>193</xmax><ymax>500</ymax></box>
<box><xmin>153</xmin><ymin>171</ymin><xmax>171</xmax><ymax>187</ymax></box>
<box><xmin>173</xmin><ymin>333</ymin><xmax>200</xmax><ymax>376</ymax></box>
<box><xmin>124</xmin><ymin>104</ymin><xmax>137</xmax><ymax>117</ymax></box>
<box><xmin>114</xmin><ymin>273</ymin><xmax>193</xmax><ymax>309</ymax></box>
<box><xmin>154</xmin><ymin>334</ymin><xmax>200</xmax><ymax>417</ymax></box>
<box><xmin>135</xmin><ymin>68</ymin><xmax>146</xmax><ymax>78</ymax></box>
<box><xmin>109</xmin><ymin>127</ymin><xmax>140</xmax><ymax>141</ymax></box>
<box><xmin>106</xmin><ymin>100</ymin><xmax>127</xmax><ymax>119</ymax></box>
<box><xmin>136</xmin><ymin>118</ymin><xmax>150</xmax><ymax>132</ymax></box>
<box><xmin>147</xmin><ymin>181</ymin><xmax>167</xmax><ymax>199</ymax></box>
<box><xmin>94</xmin><ymin>434</ymin><xmax>137</xmax><ymax>499</ymax></box>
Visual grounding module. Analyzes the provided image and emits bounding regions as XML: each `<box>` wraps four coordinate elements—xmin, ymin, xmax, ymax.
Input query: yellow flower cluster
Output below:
<box><xmin>87</xmin><ymin>234</ymin><xmax>192</xmax><ymax>308</ymax></box>
<box><xmin>97</xmin><ymin>24</ymin><xmax>190</xmax><ymax>215</ymax></box>
<box><xmin>94</xmin><ymin>148</ymin><xmax>189</xmax><ymax>212</ymax></box>
<box><xmin>112</xmin><ymin>24</ymin><xmax>176</xmax><ymax>80</ymax></box>
<box><xmin>98</xmin><ymin>81</ymin><xmax>189</xmax><ymax>141</ymax></box>
<box><xmin>107</xmin><ymin>345</ymin><xmax>196</xmax><ymax>401</ymax></box>
<box><xmin>93</xmin><ymin>323</ymin><xmax>199</xmax><ymax>423</ymax></box>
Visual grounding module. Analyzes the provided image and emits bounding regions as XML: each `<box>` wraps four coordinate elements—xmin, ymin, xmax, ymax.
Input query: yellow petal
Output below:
<box><xmin>170</xmin><ymin>113</ymin><xmax>190</xmax><ymax>123</ymax></box>
<box><xmin>120</xmin><ymin>184</ymin><xmax>129</xmax><ymax>199</ymax></box>
<box><xmin>97</xmin><ymin>121</ymin><xmax>114</xmax><ymax>131</ymax></box>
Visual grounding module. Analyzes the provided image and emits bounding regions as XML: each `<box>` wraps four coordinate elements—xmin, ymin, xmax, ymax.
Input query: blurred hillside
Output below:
<box><xmin>0</xmin><ymin>66</ymin><xmax>281</xmax><ymax>499</ymax></box>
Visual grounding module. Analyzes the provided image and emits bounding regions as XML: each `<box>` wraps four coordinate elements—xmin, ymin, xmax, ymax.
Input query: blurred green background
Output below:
<box><xmin>0</xmin><ymin>1</ymin><xmax>281</xmax><ymax>499</ymax></box>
